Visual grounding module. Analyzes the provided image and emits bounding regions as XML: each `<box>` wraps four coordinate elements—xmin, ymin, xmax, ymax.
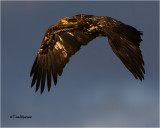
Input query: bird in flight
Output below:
<box><xmin>30</xmin><ymin>14</ymin><xmax>145</xmax><ymax>93</ymax></box>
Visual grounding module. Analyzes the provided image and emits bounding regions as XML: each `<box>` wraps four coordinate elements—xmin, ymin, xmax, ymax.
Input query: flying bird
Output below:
<box><xmin>30</xmin><ymin>14</ymin><xmax>145</xmax><ymax>93</ymax></box>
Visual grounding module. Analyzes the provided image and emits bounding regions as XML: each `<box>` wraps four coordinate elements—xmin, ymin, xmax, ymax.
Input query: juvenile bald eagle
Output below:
<box><xmin>30</xmin><ymin>14</ymin><xmax>145</xmax><ymax>93</ymax></box>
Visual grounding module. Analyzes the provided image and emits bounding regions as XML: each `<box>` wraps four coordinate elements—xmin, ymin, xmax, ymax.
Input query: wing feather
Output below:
<box><xmin>30</xmin><ymin>56</ymin><xmax>38</xmax><ymax>77</ymax></box>
<box><xmin>102</xmin><ymin>17</ymin><xmax>145</xmax><ymax>80</ymax></box>
<box><xmin>35</xmin><ymin>56</ymin><xmax>43</xmax><ymax>92</ymax></box>
<box><xmin>46</xmin><ymin>54</ymin><xmax>52</xmax><ymax>91</ymax></box>
<box><xmin>41</xmin><ymin>55</ymin><xmax>47</xmax><ymax>93</ymax></box>
<box><xmin>31</xmin><ymin>61</ymin><xmax>39</xmax><ymax>88</ymax></box>
<box><xmin>30</xmin><ymin>25</ymin><xmax>95</xmax><ymax>93</ymax></box>
<box><xmin>49</xmin><ymin>50</ymin><xmax>58</xmax><ymax>85</ymax></box>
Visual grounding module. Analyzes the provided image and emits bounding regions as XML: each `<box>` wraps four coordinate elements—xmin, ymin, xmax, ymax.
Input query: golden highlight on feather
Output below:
<box><xmin>58</xmin><ymin>19</ymin><xmax>68</xmax><ymax>25</ymax></box>
<box><xmin>54</xmin><ymin>42</ymin><xmax>68</xmax><ymax>58</ymax></box>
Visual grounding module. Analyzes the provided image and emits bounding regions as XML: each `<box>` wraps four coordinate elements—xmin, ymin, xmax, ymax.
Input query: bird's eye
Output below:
<box><xmin>68</xmin><ymin>18</ymin><xmax>77</xmax><ymax>22</ymax></box>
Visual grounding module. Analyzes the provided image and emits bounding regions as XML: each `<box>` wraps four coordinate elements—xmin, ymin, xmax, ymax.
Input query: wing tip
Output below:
<box><xmin>54</xmin><ymin>79</ymin><xmax>57</xmax><ymax>86</ymax></box>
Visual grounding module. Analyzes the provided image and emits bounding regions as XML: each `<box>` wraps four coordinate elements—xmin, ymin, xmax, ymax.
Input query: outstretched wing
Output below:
<box><xmin>30</xmin><ymin>25</ymin><xmax>95</xmax><ymax>93</ymax></box>
<box><xmin>101</xmin><ymin>17</ymin><xmax>145</xmax><ymax>80</ymax></box>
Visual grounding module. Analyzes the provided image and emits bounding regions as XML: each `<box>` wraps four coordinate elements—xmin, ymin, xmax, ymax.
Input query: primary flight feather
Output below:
<box><xmin>30</xmin><ymin>14</ymin><xmax>145</xmax><ymax>93</ymax></box>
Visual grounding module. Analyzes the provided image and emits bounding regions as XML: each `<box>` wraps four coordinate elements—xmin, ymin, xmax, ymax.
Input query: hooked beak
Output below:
<box><xmin>58</xmin><ymin>19</ymin><xmax>68</xmax><ymax>25</ymax></box>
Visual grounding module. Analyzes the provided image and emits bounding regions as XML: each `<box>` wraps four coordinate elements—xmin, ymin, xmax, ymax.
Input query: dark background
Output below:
<box><xmin>1</xmin><ymin>1</ymin><xmax>159</xmax><ymax>127</ymax></box>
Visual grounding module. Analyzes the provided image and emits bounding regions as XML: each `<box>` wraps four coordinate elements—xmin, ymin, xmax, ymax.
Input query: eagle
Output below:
<box><xmin>30</xmin><ymin>14</ymin><xmax>145</xmax><ymax>93</ymax></box>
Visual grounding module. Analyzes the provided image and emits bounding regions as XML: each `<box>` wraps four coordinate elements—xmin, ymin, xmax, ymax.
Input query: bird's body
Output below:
<box><xmin>30</xmin><ymin>14</ymin><xmax>145</xmax><ymax>93</ymax></box>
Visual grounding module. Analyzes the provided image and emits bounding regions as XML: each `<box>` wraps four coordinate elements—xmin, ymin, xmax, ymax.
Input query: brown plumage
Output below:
<box><xmin>30</xmin><ymin>14</ymin><xmax>145</xmax><ymax>93</ymax></box>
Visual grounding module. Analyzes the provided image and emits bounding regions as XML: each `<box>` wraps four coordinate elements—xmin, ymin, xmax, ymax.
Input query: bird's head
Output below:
<box><xmin>58</xmin><ymin>17</ymin><xmax>78</xmax><ymax>26</ymax></box>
